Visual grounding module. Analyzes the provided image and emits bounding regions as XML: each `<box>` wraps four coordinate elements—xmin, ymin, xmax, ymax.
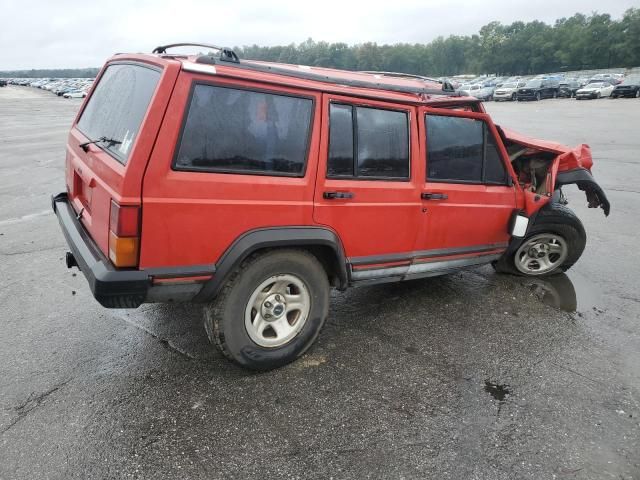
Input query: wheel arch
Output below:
<box><xmin>194</xmin><ymin>227</ymin><xmax>349</xmax><ymax>302</ymax></box>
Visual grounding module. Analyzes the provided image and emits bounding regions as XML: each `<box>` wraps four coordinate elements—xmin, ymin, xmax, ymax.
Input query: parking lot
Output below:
<box><xmin>0</xmin><ymin>85</ymin><xmax>639</xmax><ymax>479</ymax></box>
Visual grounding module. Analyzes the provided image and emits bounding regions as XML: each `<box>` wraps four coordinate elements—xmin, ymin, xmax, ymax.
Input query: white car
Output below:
<box><xmin>63</xmin><ymin>90</ymin><xmax>87</xmax><ymax>99</ymax></box>
<box><xmin>575</xmin><ymin>82</ymin><xmax>614</xmax><ymax>100</ymax></box>
<box><xmin>493</xmin><ymin>81</ymin><xmax>526</xmax><ymax>101</ymax></box>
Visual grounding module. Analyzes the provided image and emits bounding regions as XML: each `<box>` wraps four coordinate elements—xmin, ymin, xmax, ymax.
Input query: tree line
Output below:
<box><xmin>2</xmin><ymin>9</ymin><xmax>638</xmax><ymax>79</ymax></box>
<box><xmin>237</xmin><ymin>9</ymin><xmax>640</xmax><ymax>76</ymax></box>
<box><xmin>0</xmin><ymin>68</ymin><xmax>99</xmax><ymax>79</ymax></box>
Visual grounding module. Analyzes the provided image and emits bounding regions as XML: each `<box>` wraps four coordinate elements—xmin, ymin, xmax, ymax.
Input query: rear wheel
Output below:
<box><xmin>493</xmin><ymin>203</ymin><xmax>586</xmax><ymax>277</ymax></box>
<box><xmin>204</xmin><ymin>250</ymin><xmax>330</xmax><ymax>370</ymax></box>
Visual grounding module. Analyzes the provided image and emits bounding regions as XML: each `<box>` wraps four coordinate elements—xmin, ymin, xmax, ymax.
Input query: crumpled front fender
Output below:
<box><xmin>501</xmin><ymin>127</ymin><xmax>610</xmax><ymax>216</ymax></box>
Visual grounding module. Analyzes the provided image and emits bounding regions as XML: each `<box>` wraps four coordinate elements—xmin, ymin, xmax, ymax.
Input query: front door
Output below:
<box><xmin>414</xmin><ymin>107</ymin><xmax>518</xmax><ymax>269</ymax></box>
<box><xmin>313</xmin><ymin>94</ymin><xmax>421</xmax><ymax>279</ymax></box>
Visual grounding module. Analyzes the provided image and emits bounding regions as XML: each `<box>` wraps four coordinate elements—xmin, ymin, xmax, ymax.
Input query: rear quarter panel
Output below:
<box><xmin>138</xmin><ymin>72</ymin><xmax>322</xmax><ymax>269</ymax></box>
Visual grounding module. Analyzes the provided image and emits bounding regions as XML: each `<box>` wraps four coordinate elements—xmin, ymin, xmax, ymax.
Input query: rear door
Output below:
<box><xmin>313</xmin><ymin>94</ymin><xmax>421</xmax><ymax>273</ymax></box>
<box><xmin>66</xmin><ymin>59</ymin><xmax>178</xmax><ymax>255</ymax></box>
<box><xmin>415</xmin><ymin>107</ymin><xmax>518</xmax><ymax>259</ymax></box>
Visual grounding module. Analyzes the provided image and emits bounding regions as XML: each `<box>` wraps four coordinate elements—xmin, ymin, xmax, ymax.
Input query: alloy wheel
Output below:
<box><xmin>244</xmin><ymin>274</ymin><xmax>311</xmax><ymax>348</ymax></box>
<box><xmin>515</xmin><ymin>233</ymin><xmax>568</xmax><ymax>275</ymax></box>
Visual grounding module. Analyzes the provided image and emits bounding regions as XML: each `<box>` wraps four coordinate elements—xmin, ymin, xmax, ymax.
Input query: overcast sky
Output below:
<box><xmin>0</xmin><ymin>0</ymin><xmax>637</xmax><ymax>70</ymax></box>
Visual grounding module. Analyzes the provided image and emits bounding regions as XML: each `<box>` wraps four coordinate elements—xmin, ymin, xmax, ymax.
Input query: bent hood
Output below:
<box><xmin>500</xmin><ymin>127</ymin><xmax>594</xmax><ymax>172</ymax></box>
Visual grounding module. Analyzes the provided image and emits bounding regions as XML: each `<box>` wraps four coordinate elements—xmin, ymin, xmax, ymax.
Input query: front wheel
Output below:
<box><xmin>204</xmin><ymin>250</ymin><xmax>330</xmax><ymax>370</ymax></box>
<box><xmin>493</xmin><ymin>203</ymin><xmax>586</xmax><ymax>277</ymax></box>
<box><xmin>535</xmin><ymin>92</ymin><xmax>541</xmax><ymax>101</ymax></box>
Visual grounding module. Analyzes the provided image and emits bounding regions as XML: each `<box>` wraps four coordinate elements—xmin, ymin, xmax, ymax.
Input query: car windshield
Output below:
<box><xmin>525</xmin><ymin>80</ymin><xmax>541</xmax><ymax>87</ymax></box>
<box><xmin>502</xmin><ymin>83</ymin><xmax>516</xmax><ymax>88</ymax></box>
<box><xmin>587</xmin><ymin>83</ymin><xmax>604</xmax><ymax>88</ymax></box>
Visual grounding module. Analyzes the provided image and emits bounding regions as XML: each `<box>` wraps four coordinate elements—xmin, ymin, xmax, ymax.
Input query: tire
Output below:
<box><xmin>493</xmin><ymin>203</ymin><xmax>586</xmax><ymax>277</ymax></box>
<box><xmin>597</xmin><ymin>92</ymin><xmax>601</xmax><ymax>99</ymax></box>
<box><xmin>552</xmin><ymin>91</ymin><xmax>557</xmax><ymax>99</ymax></box>
<box><xmin>511</xmin><ymin>93</ymin><xmax>516</xmax><ymax>101</ymax></box>
<box><xmin>535</xmin><ymin>92</ymin><xmax>541</xmax><ymax>101</ymax></box>
<box><xmin>204</xmin><ymin>249</ymin><xmax>330</xmax><ymax>370</ymax></box>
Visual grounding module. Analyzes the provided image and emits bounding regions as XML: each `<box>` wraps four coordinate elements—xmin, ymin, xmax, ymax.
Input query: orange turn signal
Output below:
<box><xmin>108</xmin><ymin>231</ymin><xmax>139</xmax><ymax>268</ymax></box>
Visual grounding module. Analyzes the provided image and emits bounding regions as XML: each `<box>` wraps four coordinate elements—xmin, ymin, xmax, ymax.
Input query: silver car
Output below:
<box><xmin>493</xmin><ymin>81</ymin><xmax>526</xmax><ymax>101</ymax></box>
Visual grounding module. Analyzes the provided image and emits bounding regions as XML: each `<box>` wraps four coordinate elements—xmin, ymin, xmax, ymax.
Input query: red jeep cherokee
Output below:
<box><xmin>53</xmin><ymin>43</ymin><xmax>610</xmax><ymax>370</ymax></box>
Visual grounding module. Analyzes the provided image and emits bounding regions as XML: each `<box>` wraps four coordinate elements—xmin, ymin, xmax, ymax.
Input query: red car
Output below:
<box><xmin>53</xmin><ymin>43</ymin><xmax>610</xmax><ymax>370</ymax></box>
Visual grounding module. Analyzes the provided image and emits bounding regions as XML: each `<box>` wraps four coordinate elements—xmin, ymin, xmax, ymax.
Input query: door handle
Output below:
<box><xmin>421</xmin><ymin>192</ymin><xmax>448</xmax><ymax>200</ymax></box>
<box><xmin>323</xmin><ymin>191</ymin><xmax>354</xmax><ymax>200</ymax></box>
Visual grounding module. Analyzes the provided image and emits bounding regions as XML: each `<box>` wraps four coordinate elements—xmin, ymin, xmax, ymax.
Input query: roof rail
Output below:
<box><xmin>152</xmin><ymin>43</ymin><xmax>239</xmax><ymax>63</ymax></box>
<box><xmin>360</xmin><ymin>71</ymin><xmax>456</xmax><ymax>92</ymax></box>
<box><xmin>193</xmin><ymin>57</ymin><xmax>460</xmax><ymax>97</ymax></box>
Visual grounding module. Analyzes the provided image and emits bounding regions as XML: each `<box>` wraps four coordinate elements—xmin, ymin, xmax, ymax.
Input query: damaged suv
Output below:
<box><xmin>53</xmin><ymin>43</ymin><xmax>610</xmax><ymax>370</ymax></box>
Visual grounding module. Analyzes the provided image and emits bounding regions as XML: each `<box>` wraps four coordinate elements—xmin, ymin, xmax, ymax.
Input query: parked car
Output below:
<box><xmin>575</xmin><ymin>82</ymin><xmax>615</xmax><ymax>99</ymax></box>
<box><xmin>0</xmin><ymin>80</ymin><xmax>7</xmax><ymax>87</ymax></box>
<box><xmin>493</xmin><ymin>81</ymin><xmax>526</xmax><ymax>101</ymax></box>
<box><xmin>459</xmin><ymin>83</ymin><xmax>494</xmax><ymax>101</ymax></box>
<box><xmin>63</xmin><ymin>90</ymin><xmax>87</xmax><ymax>98</ymax></box>
<box><xmin>558</xmin><ymin>80</ymin><xmax>581</xmax><ymax>98</ymax></box>
<box><xmin>516</xmin><ymin>79</ymin><xmax>560</xmax><ymax>101</ymax></box>
<box><xmin>590</xmin><ymin>73</ymin><xmax>621</xmax><ymax>85</ymax></box>
<box><xmin>52</xmin><ymin>43</ymin><xmax>610</xmax><ymax>370</ymax></box>
<box><xmin>611</xmin><ymin>76</ymin><xmax>640</xmax><ymax>98</ymax></box>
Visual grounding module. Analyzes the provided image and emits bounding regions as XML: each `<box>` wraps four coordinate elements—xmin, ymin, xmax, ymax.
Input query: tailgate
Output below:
<box><xmin>65</xmin><ymin>58</ymin><xmax>179</xmax><ymax>257</ymax></box>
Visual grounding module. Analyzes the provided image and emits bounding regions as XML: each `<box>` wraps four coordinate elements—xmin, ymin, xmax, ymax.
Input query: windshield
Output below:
<box><xmin>502</xmin><ymin>83</ymin><xmax>516</xmax><ymax>88</ymax></box>
<box><xmin>77</xmin><ymin>63</ymin><xmax>161</xmax><ymax>164</ymax></box>
<box><xmin>586</xmin><ymin>82</ymin><xmax>604</xmax><ymax>88</ymax></box>
<box><xmin>525</xmin><ymin>80</ymin><xmax>541</xmax><ymax>88</ymax></box>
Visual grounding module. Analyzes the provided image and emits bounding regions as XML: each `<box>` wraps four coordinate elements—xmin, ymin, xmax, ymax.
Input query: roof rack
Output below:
<box><xmin>153</xmin><ymin>43</ymin><xmax>239</xmax><ymax>63</ymax></box>
<box><xmin>360</xmin><ymin>71</ymin><xmax>456</xmax><ymax>92</ymax></box>
<box><xmin>193</xmin><ymin>55</ymin><xmax>460</xmax><ymax>97</ymax></box>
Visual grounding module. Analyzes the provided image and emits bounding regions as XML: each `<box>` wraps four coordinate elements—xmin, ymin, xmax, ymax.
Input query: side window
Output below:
<box><xmin>426</xmin><ymin>115</ymin><xmax>507</xmax><ymax>184</ymax></box>
<box><xmin>327</xmin><ymin>104</ymin><xmax>354</xmax><ymax>176</ymax></box>
<box><xmin>174</xmin><ymin>84</ymin><xmax>313</xmax><ymax>176</ymax></box>
<box><xmin>327</xmin><ymin>103</ymin><xmax>409</xmax><ymax>180</ymax></box>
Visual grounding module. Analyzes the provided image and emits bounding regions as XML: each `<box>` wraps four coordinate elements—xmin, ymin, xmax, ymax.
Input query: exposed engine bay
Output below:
<box><xmin>504</xmin><ymin>140</ymin><xmax>556</xmax><ymax>195</ymax></box>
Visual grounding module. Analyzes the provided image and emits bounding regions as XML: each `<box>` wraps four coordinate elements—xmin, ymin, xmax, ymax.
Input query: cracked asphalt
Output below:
<box><xmin>1</xmin><ymin>86</ymin><xmax>639</xmax><ymax>479</ymax></box>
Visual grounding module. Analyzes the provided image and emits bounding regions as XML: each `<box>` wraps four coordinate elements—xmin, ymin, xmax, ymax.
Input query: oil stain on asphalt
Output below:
<box><xmin>484</xmin><ymin>380</ymin><xmax>511</xmax><ymax>402</ymax></box>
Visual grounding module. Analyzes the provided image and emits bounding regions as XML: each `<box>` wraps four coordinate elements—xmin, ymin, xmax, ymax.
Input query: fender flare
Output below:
<box><xmin>555</xmin><ymin>168</ymin><xmax>610</xmax><ymax>216</ymax></box>
<box><xmin>194</xmin><ymin>227</ymin><xmax>348</xmax><ymax>302</ymax></box>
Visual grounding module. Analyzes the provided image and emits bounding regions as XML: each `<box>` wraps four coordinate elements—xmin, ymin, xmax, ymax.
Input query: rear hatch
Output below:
<box><xmin>65</xmin><ymin>57</ymin><xmax>179</xmax><ymax>264</ymax></box>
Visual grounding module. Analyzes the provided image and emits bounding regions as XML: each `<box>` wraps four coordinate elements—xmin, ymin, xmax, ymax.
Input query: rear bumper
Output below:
<box><xmin>52</xmin><ymin>192</ymin><xmax>149</xmax><ymax>308</ymax></box>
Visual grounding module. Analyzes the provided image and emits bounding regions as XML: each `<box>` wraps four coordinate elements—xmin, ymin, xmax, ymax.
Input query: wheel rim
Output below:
<box><xmin>514</xmin><ymin>233</ymin><xmax>568</xmax><ymax>275</ymax></box>
<box><xmin>244</xmin><ymin>274</ymin><xmax>311</xmax><ymax>348</ymax></box>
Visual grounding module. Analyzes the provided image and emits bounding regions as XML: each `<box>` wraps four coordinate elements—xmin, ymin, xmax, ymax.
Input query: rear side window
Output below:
<box><xmin>426</xmin><ymin>115</ymin><xmax>507</xmax><ymax>184</ymax></box>
<box><xmin>77</xmin><ymin>63</ymin><xmax>161</xmax><ymax>164</ymax></box>
<box><xmin>328</xmin><ymin>103</ymin><xmax>409</xmax><ymax>179</ymax></box>
<box><xmin>174</xmin><ymin>84</ymin><xmax>314</xmax><ymax>176</ymax></box>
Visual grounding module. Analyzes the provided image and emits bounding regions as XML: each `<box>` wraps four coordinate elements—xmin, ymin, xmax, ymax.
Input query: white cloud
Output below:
<box><xmin>0</xmin><ymin>0</ymin><xmax>636</xmax><ymax>69</ymax></box>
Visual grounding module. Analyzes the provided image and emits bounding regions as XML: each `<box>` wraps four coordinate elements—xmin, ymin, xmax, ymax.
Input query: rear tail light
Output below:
<box><xmin>108</xmin><ymin>200</ymin><xmax>140</xmax><ymax>267</ymax></box>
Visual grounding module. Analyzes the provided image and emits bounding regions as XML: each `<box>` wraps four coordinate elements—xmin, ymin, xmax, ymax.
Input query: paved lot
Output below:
<box><xmin>0</xmin><ymin>86</ymin><xmax>639</xmax><ymax>479</ymax></box>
